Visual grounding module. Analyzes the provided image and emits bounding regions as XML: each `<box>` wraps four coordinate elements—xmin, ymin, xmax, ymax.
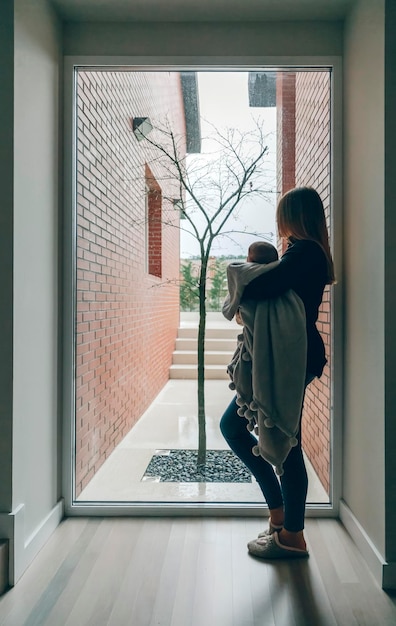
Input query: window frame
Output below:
<box><xmin>63</xmin><ymin>56</ymin><xmax>343</xmax><ymax>518</ymax></box>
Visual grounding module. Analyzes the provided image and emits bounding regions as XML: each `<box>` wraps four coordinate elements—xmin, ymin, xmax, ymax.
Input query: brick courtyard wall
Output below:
<box><xmin>276</xmin><ymin>73</ymin><xmax>296</xmax><ymax>197</ymax></box>
<box><xmin>75</xmin><ymin>71</ymin><xmax>185</xmax><ymax>496</ymax></box>
<box><xmin>276</xmin><ymin>71</ymin><xmax>332</xmax><ymax>494</ymax></box>
<box><xmin>276</xmin><ymin>72</ymin><xmax>296</xmax><ymax>257</ymax></box>
<box><xmin>295</xmin><ymin>71</ymin><xmax>331</xmax><ymax>494</ymax></box>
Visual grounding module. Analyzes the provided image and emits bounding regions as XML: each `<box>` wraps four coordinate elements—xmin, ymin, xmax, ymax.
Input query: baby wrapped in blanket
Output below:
<box><xmin>222</xmin><ymin>241</ymin><xmax>307</xmax><ymax>476</ymax></box>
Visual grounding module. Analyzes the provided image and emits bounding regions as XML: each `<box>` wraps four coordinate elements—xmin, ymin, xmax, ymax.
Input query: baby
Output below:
<box><xmin>235</xmin><ymin>241</ymin><xmax>279</xmax><ymax>325</ymax></box>
<box><xmin>222</xmin><ymin>240</ymin><xmax>307</xmax><ymax>476</ymax></box>
<box><xmin>246</xmin><ymin>240</ymin><xmax>279</xmax><ymax>265</ymax></box>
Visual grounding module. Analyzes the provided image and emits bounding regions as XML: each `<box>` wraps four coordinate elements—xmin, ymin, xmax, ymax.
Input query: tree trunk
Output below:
<box><xmin>197</xmin><ymin>262</ymin><xmax>207</xmax><ymax>466</ymax></box>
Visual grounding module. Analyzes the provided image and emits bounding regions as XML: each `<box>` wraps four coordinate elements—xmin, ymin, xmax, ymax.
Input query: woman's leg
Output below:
<box><xmin>279</xmin><ymin>429</ymin><xmax>307</xmax><ymax>532</ymax></box>
<box><xmin>220</xmin><ymin>396</ymin><xmax>283</xmax><ymax>511</ymax></box>
<box><xmin>277</xmin><ymin>373</ymin><xmax>316</xmax><ymax>550</ymax></box>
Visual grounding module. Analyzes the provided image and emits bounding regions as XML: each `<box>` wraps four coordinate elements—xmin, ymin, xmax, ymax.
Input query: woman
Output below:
<box><xmin>220</xmin><ymin>186</ymin><xmax>335</xmax><ymax>559</ymax></box>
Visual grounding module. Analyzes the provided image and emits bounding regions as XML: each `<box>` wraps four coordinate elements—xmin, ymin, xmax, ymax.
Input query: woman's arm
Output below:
<box><xmin>242</xmin><ymin>240</ymin><xmax>321</xmax><ymax>300</ymax></box>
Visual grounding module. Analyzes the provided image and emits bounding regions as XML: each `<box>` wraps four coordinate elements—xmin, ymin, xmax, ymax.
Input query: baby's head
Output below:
<box><xmin>247</xmin><ymin>241</ymin><xmax>278</xmax><ymax>265</ymax></box>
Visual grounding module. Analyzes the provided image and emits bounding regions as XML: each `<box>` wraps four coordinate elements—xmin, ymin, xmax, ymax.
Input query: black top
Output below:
<box><xmin>242</xmin><ymin>239</ymin><xmax>328</xmax><ymax>377</ymax></box>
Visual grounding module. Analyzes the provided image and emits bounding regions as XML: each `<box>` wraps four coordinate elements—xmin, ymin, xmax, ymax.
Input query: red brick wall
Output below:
<box><xmin>276</xmin><ymin>73</ymin><xmax>296</xmax><ymax>196</ymax></box>
<box><xmin>295</xmin><ymin>71</ymin><xmax>331</xmax><ymax>494</ymax></box>
<box><xmin>146</xmin><ymin>164</ymin><xmax>163</xmax><ymax>278</ymax></box>
<box><xmin>277</xmin><ymin>71</ymin><xmax>332</xmax><ymax>493</ymax></box>
<box><xmin>276</xmin><ymin>72</ymin><xmax>296</xmax><ymax>258</ymax></box>
<box><xmin>75</xmin><ymin>71</ymin><xmax>185</xmax><ymax>496</ymax></box>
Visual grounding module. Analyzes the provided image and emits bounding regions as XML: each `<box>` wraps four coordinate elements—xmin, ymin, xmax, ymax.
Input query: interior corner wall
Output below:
<box><xmin>11</xmin><ymin>0</ymin><xmax>63</xmax><ymax>582</ymax></box>
<box><xmin>343</xmin><ymin>0</ymin><xmax>385</xmax><ymax>557</ymax></box>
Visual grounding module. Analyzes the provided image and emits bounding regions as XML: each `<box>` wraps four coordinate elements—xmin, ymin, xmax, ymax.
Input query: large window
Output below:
<box><xmin>67</xmin><ymin>67</ymin><xmax>338</xmax><ymax>514</ymax></box>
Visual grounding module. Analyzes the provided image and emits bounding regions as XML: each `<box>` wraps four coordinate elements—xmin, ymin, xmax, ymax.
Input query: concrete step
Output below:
<box><xmin>178</xmin><ymin>326</ymin><xmax>240</xmax><ymax>340</ymax></box>
<box><xmin>175</xmin><ymin>337</ymin><xmax>238</xmax><ymax>351</ymax></box>
<box><xmin>172</xmin><ymin>350</ymin><xmax>233</xmax><ymax>366</ymax></box>
<box><xmin>169</xmin><ymin>364</ymin><xmax>229</xmax><ymax>380</ymax></box>
<box><xmin>171</xmin><ymin>317</ymin><xmax>239</xmax><ymax>380</ymax></box>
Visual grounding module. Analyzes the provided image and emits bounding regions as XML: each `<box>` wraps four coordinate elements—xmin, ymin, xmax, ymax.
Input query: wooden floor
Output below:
<box><xmin>0</xmin><ymin>517</ymin><xmax>395</xmax><ymax>625</ymax></box>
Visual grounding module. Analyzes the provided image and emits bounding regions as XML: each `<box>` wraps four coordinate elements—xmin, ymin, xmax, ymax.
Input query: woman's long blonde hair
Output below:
<box><xmin>276</xmin><ymin>187</ymin><xmax>335</xmax><ymax>285</ymax></box>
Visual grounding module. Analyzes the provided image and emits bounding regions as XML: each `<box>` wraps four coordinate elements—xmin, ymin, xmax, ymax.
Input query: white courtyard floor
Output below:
<box><xmin>78</xmin><ymin>377</ymin><xmax>329</xmax><ymax>505</ymax></box>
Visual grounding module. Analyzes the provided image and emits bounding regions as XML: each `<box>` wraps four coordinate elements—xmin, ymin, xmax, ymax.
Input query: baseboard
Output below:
<box><xmin>0</xmin><ymin>541</ymin><xmax>8</xmax><ymax>595</ymax></box>
<box><xmin>0</xmin><ymin>499</ymin><xmax>64</xmax><ymax>586</ymax></box>
<box><xmin>339</xmin><ymin>499</ymin><xmax>396</xmax><ymax>590</ymax></box>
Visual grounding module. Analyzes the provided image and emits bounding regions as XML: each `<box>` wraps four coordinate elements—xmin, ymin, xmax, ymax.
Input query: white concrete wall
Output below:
<box><xmin>11</xmin><ymin>0</ymin><xmax>63</xmax><ymax>581</ymax></box>
<box><xmin>343</xmin><ymin>0</ymin><xmax>385</xmax><ymax>555</ymax></box>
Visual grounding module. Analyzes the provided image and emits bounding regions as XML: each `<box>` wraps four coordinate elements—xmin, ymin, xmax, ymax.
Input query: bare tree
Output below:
<box><xmin>180</xmin><ymin>259</ymin><xmax>200</xmax><ymax>311</ymax></box>
<box><xmin>208</xmin><ymin>258</ymin><xmax>228</xmax><ymax>311</ymax></box>
<box><xmin>137</xmin><ymin>119</ymin><xmax>274</xmax><ymax>466</ymax></box>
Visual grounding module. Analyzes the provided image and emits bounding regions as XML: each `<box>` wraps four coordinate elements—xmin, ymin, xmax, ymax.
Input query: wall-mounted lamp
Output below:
<box><xmin>173</xmin><ymin>199</ymin><xmax>186</xmax><ymax>219</ymax></box>
<box><xmin>132</xmin><ymin>117</ymin><xmax>153</xmax><ymax>141</ymax></box>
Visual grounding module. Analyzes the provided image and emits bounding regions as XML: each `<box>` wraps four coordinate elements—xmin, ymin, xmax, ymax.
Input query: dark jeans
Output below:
<box><xmin>220</xmin><ymin>373</ymin><xmax>315</xmax><ymax>532</ymax></box>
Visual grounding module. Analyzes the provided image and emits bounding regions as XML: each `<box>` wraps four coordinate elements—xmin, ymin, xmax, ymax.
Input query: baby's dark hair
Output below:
<box><xmin>248</xmin><ymin>241</ymin><xmax>278</xmax><ymax>264</ymax></box>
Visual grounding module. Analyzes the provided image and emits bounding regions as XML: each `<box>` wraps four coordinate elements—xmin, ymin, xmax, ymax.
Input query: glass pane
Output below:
<box><xmin>73</xmin><ymin>69</ymin><xmax>332</xmax><ymax>506</ymax></box>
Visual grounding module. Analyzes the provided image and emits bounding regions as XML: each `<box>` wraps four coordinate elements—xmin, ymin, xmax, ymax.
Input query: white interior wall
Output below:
<box><xmin>343</xmin><ymin>0</ymin><xmax>385</xmax><ymax>555</ymax></box>
<box><xmin>384</xmin><ymin>0</ymin><xmax>396</xmax><ymax>568</ymax></box>
<box><xmin>0</xmin><ymin>0</ymin><xmax>14</xmax><ymax>518</ymax></box>
<box><xmin>63</xmin><ymin>20</ymin><xmax>343</xmax><ymax>57</ymax></box>
<box><xmin>11</xmin><ymin>0</ymin><xmax>63</xmax><ymax>582</ymax></box>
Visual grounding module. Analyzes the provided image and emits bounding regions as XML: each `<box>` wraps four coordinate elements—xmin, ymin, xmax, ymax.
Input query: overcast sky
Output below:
<box><xmin>180</xmin><ymin>72</ymin><xmax>277</xmax><ymax>258</ymax></box>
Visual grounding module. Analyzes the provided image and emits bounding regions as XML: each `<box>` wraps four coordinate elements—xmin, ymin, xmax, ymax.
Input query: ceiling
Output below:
<box><xmin>51</xmin><ymin>0</ymin><xmax>356</xmax><ymax>23</ymax></box>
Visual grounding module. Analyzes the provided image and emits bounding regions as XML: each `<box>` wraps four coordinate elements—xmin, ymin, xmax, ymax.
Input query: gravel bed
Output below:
<box><xmin>143</xmin><ymin>449</ymin><xmax>252</xmax><ymax>483</ymax></box>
